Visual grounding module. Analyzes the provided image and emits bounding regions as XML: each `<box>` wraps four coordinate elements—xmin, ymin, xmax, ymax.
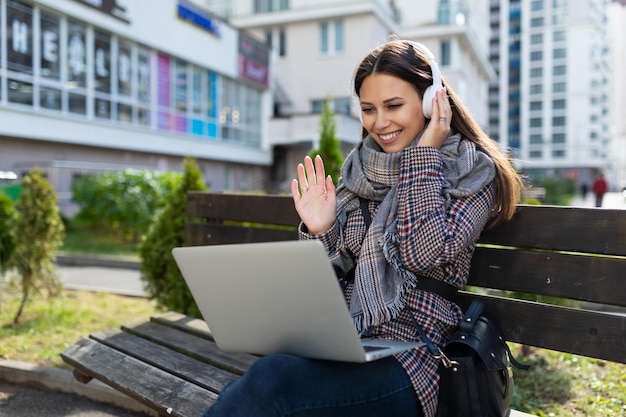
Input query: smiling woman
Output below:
<box><xmin>191</xmin><ymin>39</ymin><xmax>526</xmax><ymax>417</ymax></box>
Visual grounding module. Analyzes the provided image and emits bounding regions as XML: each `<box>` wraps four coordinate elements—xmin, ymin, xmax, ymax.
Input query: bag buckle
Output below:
<box><xmin>436</xmin><ymin>348</ymin><xmax>460</xmax><ymax>369</ymax></box>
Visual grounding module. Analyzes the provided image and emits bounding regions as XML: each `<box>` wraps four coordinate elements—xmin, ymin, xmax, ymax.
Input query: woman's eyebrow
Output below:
<box><xmin>360</xmin><ymin>96</ymin><xmax>404</xmax><ymax>106</ymax></box>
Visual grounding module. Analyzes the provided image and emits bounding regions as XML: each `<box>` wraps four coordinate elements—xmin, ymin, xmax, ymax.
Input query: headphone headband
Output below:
<box><xmin>402</xmin><ymin>40</ymin><xmax>443</xmax><ymax>118</ymax></box>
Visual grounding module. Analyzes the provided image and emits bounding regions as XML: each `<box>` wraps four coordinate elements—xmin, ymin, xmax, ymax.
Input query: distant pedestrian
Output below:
<box><xmin>592</xmin><ymin>174</ymin><xmax>608</xmax><ymax>207</ymax></box>
<box><xmin>580</xmin><ymin>183</ymin><xmax>588</xmax><ymax>199</ymax></box>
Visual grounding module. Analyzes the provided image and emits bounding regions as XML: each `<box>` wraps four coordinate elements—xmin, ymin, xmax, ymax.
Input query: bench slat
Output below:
<box><xmin>61</xmin><ymin>338</ymin><xmax>216</xmax><ymax>417</ymax></box>
<box><xmin>185</xmin><ymin>223</ymin><xmax>298</xmax><ymax>246</ymax></box>
<box><xmin>90</xmin><ymin>328</ymin><xmax>240</xmax><ymax>393</ymax></box>
<box><xmin>186</xmin><ymin>192</ymin><xmax>299</xmax><ymax>225</ymax></box>
<box><xmin>458</xmin><ymin>293</ymin><xmax>626</xmax><ymax>364</ymax></box>
<box><xmin>469</xmin><ymin>247</ymin><xmax>626</xmax><ymax>307</ymax></box>
<box><xmin>122</xmin><ymin>320</ymin><xmax>257</xmax><ymax>374</ymax></box>
<box><xmin>479</xmin><ymin>205</ymin><xmax>626</xmax><ymax>256</ymax></box>
<box><xmin>150</xmin><ymin>311</ymin><xmax>214</xmax><ymax>339</ymax></box>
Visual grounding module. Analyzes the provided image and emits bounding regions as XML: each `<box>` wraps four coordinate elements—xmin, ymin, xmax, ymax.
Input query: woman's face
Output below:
<box><xmin>359</xmin><ymin>73</ymin><xmax>426</xmax><ymax>153</ymax></box>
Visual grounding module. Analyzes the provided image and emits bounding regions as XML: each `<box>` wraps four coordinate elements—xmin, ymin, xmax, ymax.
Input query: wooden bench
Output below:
<box><xmin>61</xmin><ymin>191</ymin><xmax>626</xmax><ymax>417</ymax></box>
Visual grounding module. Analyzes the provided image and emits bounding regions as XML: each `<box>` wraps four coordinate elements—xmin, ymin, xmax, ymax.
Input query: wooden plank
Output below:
<box><xmin>150</xmin><ymin>311</ymin><xmax>213</xmax><ymax>339</ymax></box>
<box><xmin>184</xmin><ymin>223</ymin><xmax>298</xmax><ymax>246</ymax></box>
<box><xmin>122</xmin><ymin>320</ymin><xmax>257</xmax><ymax>374</ymax></box>
<box><xmin>479</xmin><ymin>205</ymin><xmax>626</xmax><ymax>256</ymax></box>
<box><xmin>186</xmin><ymin>192</ymin><xmax>300</xmax><ymax>225</ymax></box>
<box><xmin>61</xmin><ymin>338</ymin><xmax>216</xmax><ymax>417</ymax></box>
<box><xmin>90</xmin><ymin>328</ymin><xmax>240</xmax><ymax>393</ymax></box>
<box><xmin>457</xmin><ymin>293</ymin><xmax>626</xmax><ymax>364</ymax></box>
<box><xmin>468</xmin><ymin>247</ymin><xmax>626</xmax><ymax>307</ymax></box>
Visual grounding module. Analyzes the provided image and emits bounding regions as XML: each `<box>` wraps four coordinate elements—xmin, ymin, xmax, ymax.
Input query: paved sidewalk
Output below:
<box><xmin>0</xmin><ymin>380</ymin><xmax>147</xmax><ymax>417</ymax></box>
<box><xmin>0</xmin><ymin>360</ymin><xmax>156</xmax><ymax>417</ymax></box>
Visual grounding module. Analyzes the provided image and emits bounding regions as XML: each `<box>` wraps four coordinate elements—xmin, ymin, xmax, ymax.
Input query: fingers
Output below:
<box><xmin>314</xmin><ymin>155</ymin><xmax>326</xmax><ymax>185</ymax></box>
<box><xmin>294</xmin><ymin>155</ymin><xmax>329</xmax><ymax>198</ymax></box>
<box><xmin>435</xmin><ymin>88</ymin><xmax>451</xmax><ymax>124</ymax></box>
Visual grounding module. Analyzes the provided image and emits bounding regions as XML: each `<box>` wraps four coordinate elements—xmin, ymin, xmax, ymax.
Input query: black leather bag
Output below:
<box><xmin>415</xmin><ymin>300</ymin><xmax>529</xmax><ymax>417</ymax></box>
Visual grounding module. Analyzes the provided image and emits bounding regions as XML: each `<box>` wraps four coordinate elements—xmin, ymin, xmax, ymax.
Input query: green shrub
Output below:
<box><xmin>7</xmin><ymin>168</ymin><xmax>65</xmax><ymax>324</ymax></box>
<box><xmin>540</xmin><ymin>176</ymin><xmax>576</xmax><ymax>206</ymax></box>
<box><xmin>0</xmin><ymin>192</ymin><xmax>16</xmax><ymax>267</ymax></box>
<box><xmin>139</xmin><ymin>157</ymin><xmax>207</xmax><ymax>316</ymax></box>
<box><xmin>71</xmin><ymin>169</ymin><xmax>180</xmax><ymax>242</ymax></box>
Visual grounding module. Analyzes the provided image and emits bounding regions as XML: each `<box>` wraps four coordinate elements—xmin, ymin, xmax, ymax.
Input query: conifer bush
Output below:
<box><xmin>308</xmin><ymin>97</ymin><xmax>344</xmax><ymax>184</ymax></box>
<box><xmin>8</xmin><ymin>168</ymin><xmax>65</xmax><ymax>324</ymax></box>
<box><xmin>139</xmin><ymin>157</ymin><xmax>207</xmax><ymax>316</ymax></box>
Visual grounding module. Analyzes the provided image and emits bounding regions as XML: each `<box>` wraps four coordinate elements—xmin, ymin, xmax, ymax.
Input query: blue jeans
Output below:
<box><xmin>202</xmin><ymin>353</ymin><xmax>423</xmax><ymax>417</ymax></box>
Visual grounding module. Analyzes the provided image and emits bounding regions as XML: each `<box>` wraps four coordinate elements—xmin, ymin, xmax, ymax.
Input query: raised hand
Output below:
<box><xmin>419</xmin><ymin>88</ymin><xmax>452</xmax><ymax>149</ymax></box>
<box><xmin>290</xmin><ymin>155</ymin><xmax>337</xmax><ymax>234</ymax></box>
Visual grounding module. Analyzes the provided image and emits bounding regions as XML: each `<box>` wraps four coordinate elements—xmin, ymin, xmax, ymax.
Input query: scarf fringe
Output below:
<box><xmin>353</xmin><ymin>231</ymin><xmax>419</xmax><ymax>333</ymax></box>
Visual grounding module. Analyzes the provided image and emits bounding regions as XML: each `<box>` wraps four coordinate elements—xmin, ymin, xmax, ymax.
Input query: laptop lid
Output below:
<box><xmin>172</xmin><ymin>240</ymin><xmax>423</xmax><ymax>363</ymax></box>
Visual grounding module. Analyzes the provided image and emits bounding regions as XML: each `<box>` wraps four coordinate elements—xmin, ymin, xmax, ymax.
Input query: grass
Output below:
<box><xmin>509</xmin><ymin>345</ymin><xmax>625</xmax><ymax>416</ymax></box>
<box><xmin>0</xmin><ymin>284</ymin><xmax>158</xmax><ymax>368</ymax></box>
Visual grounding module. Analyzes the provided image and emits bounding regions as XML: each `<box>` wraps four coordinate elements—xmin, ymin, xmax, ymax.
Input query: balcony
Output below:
<box><xmin>268</xmin><ymin>112</ymin><xmax>362</xmax><ymax>147</ymax></box>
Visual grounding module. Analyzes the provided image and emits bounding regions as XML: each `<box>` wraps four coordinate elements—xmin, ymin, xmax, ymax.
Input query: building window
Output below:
<box><xmin>320</xmin><ymin>20</ymin><xmax>344</xmax><ymax>55</ymax></box>
<box><xmin>553</xmin><ymin>65</ymin><xmax>566</xmax><ymax>76</ymax></box>
<box><xmin>552</xmin><ymin>149</ymin><xmax>565</xmax><ymax>158</ymax></box>
<box><xmin>552</xmin><ymin>133</ymin><xmax>566</xmax><ymax>143</ymax></box>
<box><xmin>553</xmin><ymin>99</ymin><xmax>566</xmax><ymax>109</ymax></box>
<box><xmin>530</xmin><ymin>51</ymin><xmax>543</xmax><ymax>61</ymax></box>
<box><xmin>553</xmin><ymin>30</ymin><xmax>566</xmax><ymax>42</ymax></box>
<box><xmin>530</xmin><ymin>101</ymin><xmax>542</xmax><ymax>111</ymax></box>
<box><xmin>529</xmin><ymin>151</ymin><xmax>542</xmax><ymax>159</ymax></box>
<box><xmin>440</xmin><ymin>40</ymin><xmax>451</xmax><ymax>66</ymax></box>
<box><xmin>254</xmin><ymin>0</ymin><xmax>289</xmax><ymax>13</ymax></box>
<box><xmin>553</xmin><ymin>48</ymin><xmax>566</xmax><ymax>59</ymax></box>
<box><xmin>530</xmin><ymin>17</ymin><xmax>544</xmax><ymax>27</ymax></box>
<box><xmin>265</xmin><ymin>28</ymin><xmax>286</xmax><ymax>57</ymax></box>
<box><xmin>530</xmin><ymin>33</ymin><xmax>543</xmax><ymax>44</ymax></box>
<box><xmin>530</xmin><ymin>67</ymin><xmax>543</xmax><ymax>78</ymax></box>
<box><xmin>311</xmin><ymin>97</ymin><xmax>350</xmax><ymax>114</ymax></box>
<box><xmin>530</xmin><ymin>84</ymin><xmax>543</xmax><ymax>94</ymax></box>
<box><xmin>553</xmin><ymin>116</ymin><xmax>566</xmax><ymax>126</ymax></box>
<box><xmin>529</xmin><ymin>134</ymin><xmax>542</xmax><ymax>144</ymax></box>
<box><xmin>553</xmin><ymin>82</ymin><xmax>566</xmax><ymax>93</ymax></box>
<box><xmin>530</xmin><ymin>117</ymin><xmax>542</xmax><ymax>127</ymax></box>
<box><xmin>40</xmin><ymin>11</ymin><xmax>60</xmax><ymax>81</ymax></box>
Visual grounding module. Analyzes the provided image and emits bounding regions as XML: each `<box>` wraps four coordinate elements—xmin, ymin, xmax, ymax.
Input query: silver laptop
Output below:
<box><xmin>172</xmin><ymin>240</ymin><xmax>424</xmax><ymax>363</ymax></box>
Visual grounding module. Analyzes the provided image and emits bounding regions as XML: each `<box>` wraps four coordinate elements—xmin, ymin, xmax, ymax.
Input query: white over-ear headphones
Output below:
<box><xmin>405</xmin><ymin>41</ymin><xmax>443</xmax><ymax>119</ymax></box>
<box><xmin>356</xmin><ymin>40</ymin><xmax>443</xmax><ymax>123</ymax></box>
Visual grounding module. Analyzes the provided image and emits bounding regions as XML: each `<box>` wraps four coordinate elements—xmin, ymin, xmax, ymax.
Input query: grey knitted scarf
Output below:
<box><xmin>336</xmin><ymin>132</ymin><xmax>496</xmax><ymax>332</ymax></box>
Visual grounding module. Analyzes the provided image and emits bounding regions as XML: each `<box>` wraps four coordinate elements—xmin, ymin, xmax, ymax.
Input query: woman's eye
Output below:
<box><xmin>388</xmin><ymin>103</ymin><xmax>402</xmax><ymax>110</ymax></box>
<box><xmin>361</xmin><ymin>108</ymin><xmax>374</xmax><ymax>114</ymax></box>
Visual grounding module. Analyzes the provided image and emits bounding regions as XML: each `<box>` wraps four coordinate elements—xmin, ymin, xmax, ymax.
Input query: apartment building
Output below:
<box><xmin>489</xmin><ymin>0</ymin><xmax>619</xmax><ymax>189</ymax></box>
<box><xmin>0</xmin><ymin>0</ymin><xmax>272</xmax><ymax>215</ymax></box>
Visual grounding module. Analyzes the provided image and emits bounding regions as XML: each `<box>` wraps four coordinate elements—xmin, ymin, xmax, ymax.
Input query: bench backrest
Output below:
<box><xmin>184</xmin><ymin>192</ymin><xmax>626</xmax><ymax>364</ymax></box>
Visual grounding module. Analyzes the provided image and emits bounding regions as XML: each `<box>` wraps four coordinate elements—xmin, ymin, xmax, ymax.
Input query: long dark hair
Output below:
<box><xmin>353</xmin><ymin>39</ymin><xmax>524</xmax><ymax>227</ymax></box>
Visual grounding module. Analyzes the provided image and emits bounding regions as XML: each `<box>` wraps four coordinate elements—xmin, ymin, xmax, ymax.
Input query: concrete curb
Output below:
<box><xmin>56</xmin><ymin>253</ymin><xmax>141</xmax><ymax>270</ymax></box>
<box><xmin>0</xmin><ymin>359</ymin><xmax>158</xmax><ymax>416</ymax></box>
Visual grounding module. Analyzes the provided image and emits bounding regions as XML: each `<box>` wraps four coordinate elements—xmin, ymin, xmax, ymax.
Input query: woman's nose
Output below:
<box><xmin>374</xmin><ymin>112</ymin><xmax>390</xmax><ymax>129</ymax></box>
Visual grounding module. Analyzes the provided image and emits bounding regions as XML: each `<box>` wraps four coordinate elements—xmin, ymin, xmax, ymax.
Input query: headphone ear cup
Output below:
<box><xmin>422</xmin><ymin>85</ymin><xmax>436</xmax><ymax>119</ymax></box>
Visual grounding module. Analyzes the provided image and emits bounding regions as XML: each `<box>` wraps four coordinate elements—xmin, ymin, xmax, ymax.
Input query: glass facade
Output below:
<box><xmin>1</xmin><ymin>0</ymin><xmax>263</xmax><ymax>147</ymax></box>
